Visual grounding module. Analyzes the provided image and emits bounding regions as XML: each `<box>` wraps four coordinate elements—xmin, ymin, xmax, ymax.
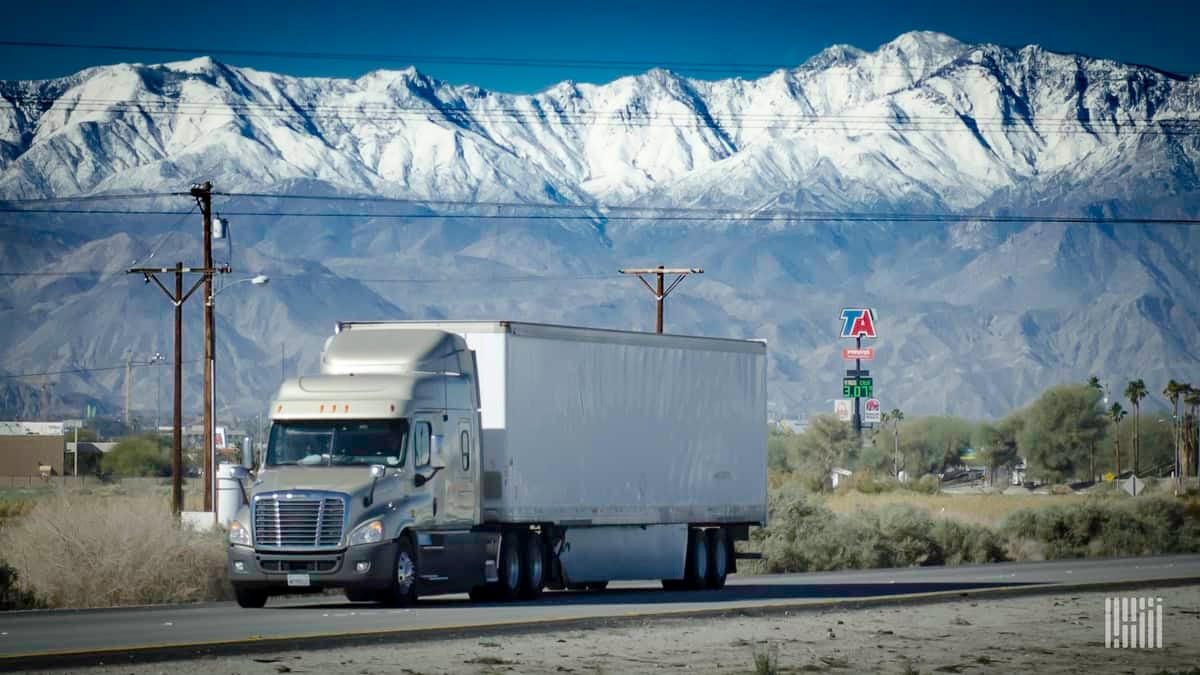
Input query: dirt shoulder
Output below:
<box><xmin>29</xmin><ymin>585</ymin><xmax>1200</xmax><ymax>674</ymax></box>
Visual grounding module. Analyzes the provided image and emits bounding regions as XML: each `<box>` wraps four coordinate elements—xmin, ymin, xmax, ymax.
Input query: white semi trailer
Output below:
<box><xmin>227</xmin><ymin>321</ymin><xmax>766</xmax><ymax>608</ymax></box>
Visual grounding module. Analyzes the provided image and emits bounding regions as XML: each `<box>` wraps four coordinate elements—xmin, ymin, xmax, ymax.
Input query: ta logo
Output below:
<box><xmin>840</xmin><ymin>308</ymin><xmax>877</xmax><ymax>339</ymax></box>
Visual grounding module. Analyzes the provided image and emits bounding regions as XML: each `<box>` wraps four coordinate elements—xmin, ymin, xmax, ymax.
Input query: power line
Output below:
<box><xmin>5</xmin><ymin>192</ymin><xmax>1200</xmax><ymax>226</ymax></box>
<box><xmin>2</xmin><ymin>204</ymin><xmax>1198</xmax><ymax>225</ymax></box>
<box><xmin>0</xmin><ymin>359</ymin><xmax>200</xmax><ymax>379</ymax></box>
<box><xmin>1</xmin><ymin>270</ymin><xmax>618</xmax><ymax>283</ymax></box>
<box><xmin>0</xmin><ymin>271</ymin><xmax>109</xmax><ymax>277</ymax></box>
<box><xmin>2</xmin><ymin>39</ymin><xmax>1194</xmax><ymax>79</ymax></box>
<box><xmin>0</xmin><ymin>191</ymin><xmax>182</xmax><ymax>203</ymax></box>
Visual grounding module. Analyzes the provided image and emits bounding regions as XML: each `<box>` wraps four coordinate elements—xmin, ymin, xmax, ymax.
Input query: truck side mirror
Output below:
<box><xmin>365</xmin><ymin>464</ymin><xmax>387</xmax><ymax>506</ymax></box>
<box><xmin>430</xmin><ymin>434</ymin><xmax>447</xmax><ymax>470</ymax></box>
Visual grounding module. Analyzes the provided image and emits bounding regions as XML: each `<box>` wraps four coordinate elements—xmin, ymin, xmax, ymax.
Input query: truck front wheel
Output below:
<box><xmin>234</xmin><ymin>585</ymin><xmax>268</xmax><ymax>609</ymax></box>
<box><xmin>382</xmin><ymin>537</ymin><xmax>418</xmax><ymax>607</ymax></box>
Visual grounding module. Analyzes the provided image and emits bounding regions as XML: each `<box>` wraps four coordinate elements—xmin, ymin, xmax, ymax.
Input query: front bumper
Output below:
<box><xmin>228</xmin><ymin>540</ymin><xmax>399</xmax><ymax>590</ymax></box>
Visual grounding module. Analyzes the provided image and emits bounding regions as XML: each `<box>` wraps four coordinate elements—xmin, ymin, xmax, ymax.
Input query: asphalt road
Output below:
<box><xmin>1</xmin><ymin>554</ymin><xmax>1198</xmax><ymax>669</ymax></box>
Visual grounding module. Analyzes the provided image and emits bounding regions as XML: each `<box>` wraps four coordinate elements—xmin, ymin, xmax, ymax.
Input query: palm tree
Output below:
<box><xmin>1108</xmin><ymin>402</ymin><xmax>1126</xmax><ymax>477</ymax></box>
<box><xmin>1164</xmin><ymin>380</ymin><xmax>1186</xmax><ymax>481</ymax></box>
<box><xmin>1183</xmin><ymin>386</ymin><xmax>1200</xmax><ymax>478</ymax></box>
<box><xmin>888</xmin><ymin>408</ymin><xmax>904</xmax><ymax>478</ymax></box>
<box><xmin>1088</xmin><ymin>376</ymin><xmax>1102</xmax><ymax>391</ymax></box>
<box><xmin>1125</xmin><ymin>379</ymin><xmax>1147</xmax><ymax>474</ymax></box>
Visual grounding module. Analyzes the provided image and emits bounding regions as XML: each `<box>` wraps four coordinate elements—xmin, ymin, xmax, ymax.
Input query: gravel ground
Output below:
<box><xmin>29</xmin><ymin>585</ymin><xmax>1200</xmax><ymax>675</ymax></box>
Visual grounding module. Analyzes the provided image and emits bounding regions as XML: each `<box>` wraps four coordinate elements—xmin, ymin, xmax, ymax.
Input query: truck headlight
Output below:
<box><xmin>348</xmin><ymin>519</ymin><xmax>384</xmax><ymax>546</ymax></box>
<box><xmin>229</xmin><ymin>520</ymin><xmax>252</xmax><ymax>547</ymax></box>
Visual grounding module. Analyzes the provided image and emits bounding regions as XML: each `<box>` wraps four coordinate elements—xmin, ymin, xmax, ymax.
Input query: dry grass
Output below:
<box><xmin>0</xmin><ymin>493</ymin><xmax>231</xmax><ymax>608</ymax></box>
<box><xmin>825</xmin><ymin>492</ymin><xmax>1069</xmax><ymax>528</ymax></box>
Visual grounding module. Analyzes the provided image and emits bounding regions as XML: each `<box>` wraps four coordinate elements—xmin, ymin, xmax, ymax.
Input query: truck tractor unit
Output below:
<box><xmin>226</xmin><ymin>321</ymin><xmax>767</xmax><ymax>608</ymax></box>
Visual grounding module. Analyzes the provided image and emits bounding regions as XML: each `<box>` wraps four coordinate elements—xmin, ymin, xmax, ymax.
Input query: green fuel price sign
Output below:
<box><xmin>843</xmin><ymin>377</ymin><xmax>874</xmax><ymax>398</ymax></box>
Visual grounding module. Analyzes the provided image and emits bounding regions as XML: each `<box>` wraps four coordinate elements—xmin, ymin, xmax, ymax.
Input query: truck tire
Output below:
<box><xmin>519</xmin><ymin>531</ymin><xmax>545</xmax><ymax>600</ymax></box>
<box><xmin>705</xmin><ymin>528</ymin><xmax>728</xmax><ymax>589</ymax></box>
<box><xmin>234</xmin><ymin>586</ymin><xmax>268</xmax><ymax>609</ymax></box>
<box><xmin>382</xmin><ymin>537</ymin><xmax>419</xmax><ymax>607</ymax></box>
<box><xmin>496</xmin><ymin>530</ymin><xmax>523</xmax><ymax>601</ymax></box>
<box><xmin>685</xmin><ymin>528</ymin><xmax>709</xmax><ymax>590</ymax></box>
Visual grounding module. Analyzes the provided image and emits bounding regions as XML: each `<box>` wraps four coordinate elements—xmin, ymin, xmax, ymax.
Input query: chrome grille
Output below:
<box><xmin>253</xmin><ymin>494</ymin><xmax>346</xmax><ymax>549</ymax></box>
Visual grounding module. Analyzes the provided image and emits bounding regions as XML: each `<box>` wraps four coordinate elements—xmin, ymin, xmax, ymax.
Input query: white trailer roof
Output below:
<box><xmin>337</xmin><ymin>320</ymin><xmax>766</xmax><ymax>355</ymax></box>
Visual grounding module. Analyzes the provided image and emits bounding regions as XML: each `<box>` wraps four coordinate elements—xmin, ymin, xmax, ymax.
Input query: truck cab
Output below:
<box><xmin>226</xmin><ymin>329</ymin><xmax>496</xmax><ymax>608</ymax></box>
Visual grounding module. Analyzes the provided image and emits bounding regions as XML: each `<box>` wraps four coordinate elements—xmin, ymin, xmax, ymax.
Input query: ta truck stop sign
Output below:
<box><xmin>840</xmin><ymin>308</ymin><xmax>877</xmax><ymax>339</ymax></box>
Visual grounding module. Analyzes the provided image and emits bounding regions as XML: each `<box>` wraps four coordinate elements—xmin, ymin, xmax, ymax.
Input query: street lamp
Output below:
<box><xmin>123</xmin><ymin>351</ymin><xmax>165</xmax><ymax>430</ymax></box>
<box><xmin>205</xmin><ymin>274</ymin><xmax>269</xmax><ymax>521</ymax></box>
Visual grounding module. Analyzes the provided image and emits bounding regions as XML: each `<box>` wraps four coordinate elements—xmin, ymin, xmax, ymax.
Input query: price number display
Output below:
<box><xmin>842</xmin><ymin>377</ymin><xmax>874</xmax><ymax>399</ymax></box>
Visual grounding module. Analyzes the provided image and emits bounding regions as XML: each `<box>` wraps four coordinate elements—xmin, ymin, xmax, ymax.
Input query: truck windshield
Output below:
<box><xmin>266</xmin><ymin>420</ymin><xmax>408</xmax><ymax>467</ymax></box>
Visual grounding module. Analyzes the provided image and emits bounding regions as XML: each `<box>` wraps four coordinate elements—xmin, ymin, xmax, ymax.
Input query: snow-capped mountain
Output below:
<box><xmin>1</xmin><ymin>31</ymin><xmax>1198</xmax><ymax>423</ymax></box>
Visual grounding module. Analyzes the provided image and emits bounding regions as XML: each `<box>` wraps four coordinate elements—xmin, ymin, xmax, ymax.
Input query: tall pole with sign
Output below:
<box><xmin>839</xmin><ymin>308</ymin><xmax>877</xmax><ymax>439</ymax></box>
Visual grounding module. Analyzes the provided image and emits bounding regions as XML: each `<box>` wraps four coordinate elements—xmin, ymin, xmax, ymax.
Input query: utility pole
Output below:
<box><xmin>618</xmin><ymin>266</ymin><xmax>703</xmax><ymax>334</ymax></box>
<box><xmin>127</xmin><ymin>262</ymin><xmax>225</xmax><ymax>515</ymax></box>
<box><xmin>191</xmin><ymin>181</ymin><xmax>218</xmax><ymax>513</ymax></box>
<box><xmin>124</xmin><ymin>354</ymin><xmax>133</xmax><ymax>428</ymax></box>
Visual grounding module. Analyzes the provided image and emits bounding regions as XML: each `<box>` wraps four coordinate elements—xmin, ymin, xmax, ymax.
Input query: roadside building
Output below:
<box><xmin>0</xmin><ymin>422</ymin><xmax>66</xmax><ymax>477</ymax></box>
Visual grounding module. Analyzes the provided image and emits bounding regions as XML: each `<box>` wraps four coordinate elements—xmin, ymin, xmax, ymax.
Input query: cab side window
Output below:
<box><xmin>414</xmin><ymin>422</ymin><xmax>432</xmax><ymax>467</ymax></box>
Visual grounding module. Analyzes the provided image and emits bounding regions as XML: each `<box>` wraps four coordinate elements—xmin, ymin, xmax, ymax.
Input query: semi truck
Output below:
<box><xmin>226</xmin><ymin>321</ymin><xmax>767</xmax><ymax>608</ymax></box>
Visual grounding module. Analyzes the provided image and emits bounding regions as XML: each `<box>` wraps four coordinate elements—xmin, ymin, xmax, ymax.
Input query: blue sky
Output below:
<box><xmin>0</xmin><ymin>0</ymin><xmax>1196</xmax><ymax>91</ymax></box>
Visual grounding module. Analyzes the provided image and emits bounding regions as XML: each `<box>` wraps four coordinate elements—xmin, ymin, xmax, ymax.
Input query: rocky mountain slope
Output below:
<box><xmin>1</xmin><ymin>31</ymin><xmax>1197</xmax><ymax>423</ymax></box>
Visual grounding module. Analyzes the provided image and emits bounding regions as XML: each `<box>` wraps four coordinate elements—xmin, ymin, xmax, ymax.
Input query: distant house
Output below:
<box><xmin>0</xmin><ymin>422</ymin><xmax>66</xmax><ymax>477</ymax></box>
<box><xmin>830</xmin><ymin>467</ymin><xmax>853</xmax><ymax>489</ymax></box>
<box><xmin>66</xmin><ymin>442</ymin><xmax>117</xmax><ymax>475</ymax></box>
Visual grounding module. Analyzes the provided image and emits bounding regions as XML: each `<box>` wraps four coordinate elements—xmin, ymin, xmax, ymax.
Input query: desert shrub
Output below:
<box><xmin>103</xmin><ymin>436</ymin><xmax>170</xmax><ymax>477</ymax></box>
<box><xmin>0</xmin><ymin>560</ymin><xmax>45</xmax><ymax>610</ymax></box>
<box><xmin>911</xmin><ymin>474</ymin><xmax>942</xmax><ymax>495</ymax></box>
<box><xmin>759</xmin><ymin>492</ymin><xmax>1006</xmax><ymax>572</ymax></box>
<box><xmin>836</xmin><ymin>470</ymin><xmax>899</xmax><ymax>495</ymax></box>
<box><xmin>930</xmin><ymin>519</ymin><xmax>1007</xmax><ymax>565</ymax></box>
<box><xmin>0</xmin><ymin>494</ymin><xmax>230</xmax><ymax>608</ymax></box>
<box><xmin>0</xmin><ymin>500</ymin><xmax>34</xmax><ymax>525</ymax></box>
<box><xmin>1001</xmin><ymin>497</ymin><xmax>1200</xmax><ymax>559</ymax></box>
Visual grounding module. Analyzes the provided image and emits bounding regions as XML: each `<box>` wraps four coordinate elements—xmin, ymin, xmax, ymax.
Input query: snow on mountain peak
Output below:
<box><xmin>160</xmin><ymin>55</ymin><xmax>221</xmax><ymax>74</ymax></box>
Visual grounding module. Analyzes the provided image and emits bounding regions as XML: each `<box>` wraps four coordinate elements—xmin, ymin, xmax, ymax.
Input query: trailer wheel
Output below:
<box><xmin>519</xmin><ymin>531</ymin><xmax>545</xmax><ymax>600</ymax></box>
<box><xmin>685</xmin><ymin>528</ymin><xmax>709</xmax><ymax>590</ymax></box>
<box><xmin>496</xmin><ymin>530</ymin><xmax>523</xmax><ymax>601</ymax></box>
<box><xmin>705</xmin><ymin>528</ymin><xmax>728</xmax><ymax>589</ymax></box>
<box><xmin>382</xmin><ymin>537</ymin><xmax>419</xmax><ymax>607</ymax></box>
<box><xmin>234</xmin><ymin>585</ymin><xmax>268</xmax><ymax>609</ymax></box>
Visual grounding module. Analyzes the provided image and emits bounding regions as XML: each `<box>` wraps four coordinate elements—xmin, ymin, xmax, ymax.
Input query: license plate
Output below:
<box><xmin>287</xmin><ymin>573</ymin><xmax>311</xmax><ymax>587</ymax></box>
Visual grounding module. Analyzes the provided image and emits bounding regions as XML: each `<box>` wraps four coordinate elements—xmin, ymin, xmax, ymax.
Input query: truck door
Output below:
<box><xmin>446</xmin><ymin>418</ymin><xmax>478</xmax><ymax>526</ymax></box>
<box><xmin>410</xmin><ymin>416</ymin><xmax>439</xmax><ymax>530</ymax></box>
